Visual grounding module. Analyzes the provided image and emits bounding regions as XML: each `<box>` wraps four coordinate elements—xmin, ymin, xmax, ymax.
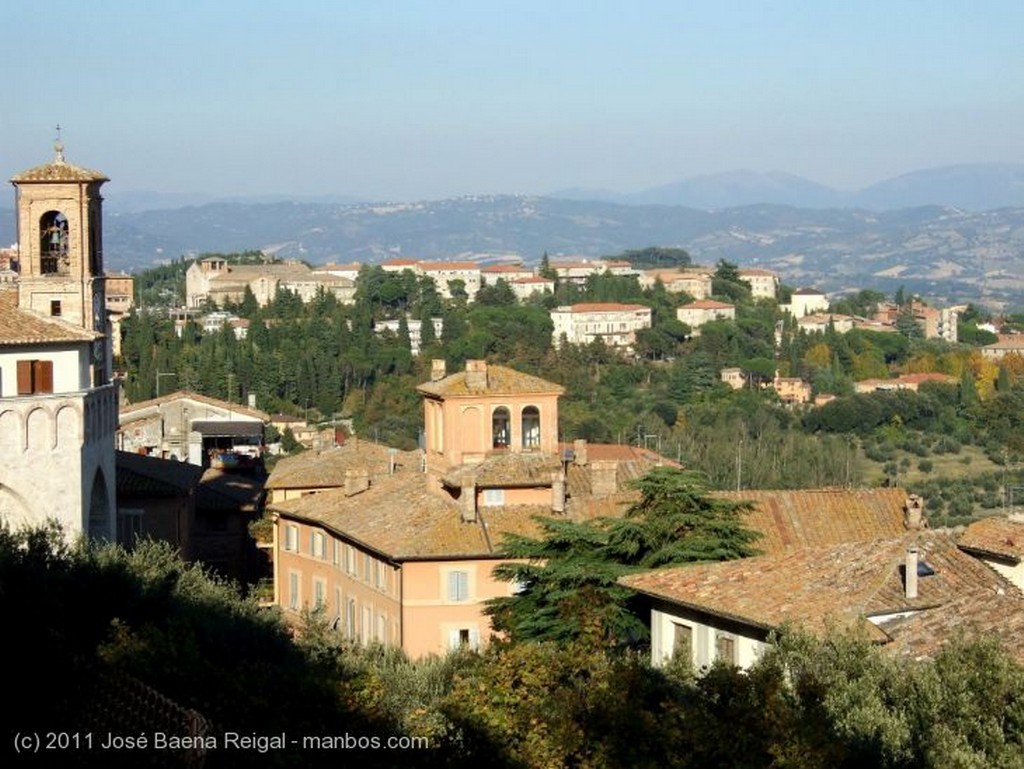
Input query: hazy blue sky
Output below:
<box><xmin>5</xmin><ymin>1</ymin><xmax>1023</xmax><ymax>201</ymax></box>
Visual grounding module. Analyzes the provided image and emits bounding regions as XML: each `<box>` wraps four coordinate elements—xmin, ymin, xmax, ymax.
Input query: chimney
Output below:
<box><xmin>344</xmin><ymin>468</ymin><xmax>370</xmax><ymax>497</ymax></box>
<box><xmin>904</xmin><ymin>494</ymin><xmax>926</xmax><ymax>530</ymax></box>
<box><xmin>905</xmin><ymin>545</ymin><xmax>919</xmax><ymax>600</ymax></box>
<box><xmin>460</xmin><ymin>479</ymin><xmax>477</xmax><ymax>523</ymax></box>
<box><xmin>551</xmin><ymin>471</ymin><xmax>566</xmax><ymax>513</ymax></box>
<box><xmin>464</xmin><ymin>359</ymin><xmax>488</xmax><ymax>389</ymax></box>
<box><xmin>590</xmin><ymin>459</ymin><xmax>618</xmax><ymax>498</ymax></box>
<box><xmin>431</xmin><ymin>359</ymin><xmax>446</xmax><ymax>381</ymax></box>
<box><xmin>573</xmin><ymin>438</ymin><xmax>588</xmax><ymax>466</ymax></box>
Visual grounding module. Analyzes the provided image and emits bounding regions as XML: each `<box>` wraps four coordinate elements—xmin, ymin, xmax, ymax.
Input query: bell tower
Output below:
<box><xmin>11</xmin><ymin>135</ymin><xmax>110</xmax><ymax>381</ymax></box>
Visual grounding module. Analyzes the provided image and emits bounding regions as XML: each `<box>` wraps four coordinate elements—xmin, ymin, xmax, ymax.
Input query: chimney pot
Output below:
<box><xmin>905</xmin><ymin>545</ymin><xmax>919</xmax><ymax>600</ymax></box>
<box><xmin>431</xmin><ymin>359</ymin><xmax>446</xmax><ymax>381</ymax></box>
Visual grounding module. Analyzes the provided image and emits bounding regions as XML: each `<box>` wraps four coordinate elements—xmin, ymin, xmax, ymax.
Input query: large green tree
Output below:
<box><xmin>487</xmin><ymin>468</ymin><xmax>759</xmax><ymax>647</ymax></box>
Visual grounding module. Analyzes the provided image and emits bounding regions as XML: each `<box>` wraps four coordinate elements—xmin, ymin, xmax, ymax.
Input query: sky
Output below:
<box><xmin>5</xmin><ymin>1</ymin><xmax>1023</xmax><ymax>202</ymax></box>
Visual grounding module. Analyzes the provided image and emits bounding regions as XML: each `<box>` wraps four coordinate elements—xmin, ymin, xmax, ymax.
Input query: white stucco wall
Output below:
<box><xmin>650</xmin><ymin>605</ymin><xmax>767</xmax><ymax>671</ymax></box>
<box><xmin>0</xmin><ymin>343</ymin><xmax>91</xmax><ymax>396</ymax></box>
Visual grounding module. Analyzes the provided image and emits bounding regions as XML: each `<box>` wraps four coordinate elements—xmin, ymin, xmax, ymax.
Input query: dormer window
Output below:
<box><xmin>492</xmin><ymin>407</ymin><xmax>510</xmax><ymax>449</ymax></box>
<box><xmin>522</xmin><ymin>406</ymin><xmax>540</xmax><ymax>449</ymax></box>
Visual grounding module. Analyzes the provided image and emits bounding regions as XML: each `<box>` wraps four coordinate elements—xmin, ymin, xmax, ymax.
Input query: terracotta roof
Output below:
<box><xmin>119</xmin><ymin>390</ymin><xmax>269</xmax><ymax>420</ymax></box>
<box><xmin>11</xmin><ymin>152</ymin><xmax>108</xmax><ymax>183</ymax></box>
<box><xmin>738</xmin><ymin>268</ymin><xmax>775</xmax><ymax>276</ymax></box>
<box><xmin>958</xmin><ymin>516</ymin><xmax>1024</xmax><ymax>564</ymax></box>
<box><xmin>512</xmin><ymin>277</ymin><xmax>553</xmax><ymax>284</ymax></box>
<box><xmin>878</xmin><ymin>590</ymin><xmax>1024</xmax><ymax>663</ymax></box>
<box><xmin>560</xmin><ymin>303</ymin><xmax>650</xmax><ymax>313</ymax></box>
<box><xmin>196</xmin><ymin>469</ymin><xmax>265</xmax><ymax>512</ymax></box>
<box><xmin>714</xmin><ymin>487</ymin><xmax>912</xmax><ymax>557</ymax></box>
<box><xmin>681</xmin><ymin>300</ymin><xmax>734</xmax><ymax>310</ymax></box>
<box><xmin>266</xmin><ymin>440</ymin><xmax>419</xmax><ymax>490</ymax></box>
<box><xmin>416</xmin><ymin>364</ymin><xmax>564</xmax><ymax>398</ymax></box>
<box><xmin>0</xmin><ymin>287</ymin><xmax>103</xmax><ymax>345</ymax></box>
<box><xmin>985</xmin><ymin>335</ymin><xmax>1024</xmax><ymax>350</ymax></box>
<box><xmin>116</xmin><ymin>450</ymin><xmax>204</xmax><ymax>496</ymax></box>
<box><xmin>272</xmin><ymin>471</ymin><xmax>557</xmax><ymax>559</ymax></box>
<box><xmin>621</xmin><ymin>532</ymin><xmax>1020</xmax><ymax>650</ymax></box>
<box><xmin>443</xmin><ymin>452</ymin><xmax>563</xmax><ymax>488</ymax></box>
<box><xmin>481</xmin><ymin>264</ymin><xmax>528</xmax><ymax>273</ymax></box>
<box><xmin>419</xmin><ymin>261</ymin><xmax>479</xmax><ymax>271</ymax></box>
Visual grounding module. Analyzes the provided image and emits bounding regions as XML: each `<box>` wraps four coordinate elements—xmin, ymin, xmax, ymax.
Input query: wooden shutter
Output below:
<box><xmin>17</xmin><ymin>360</ymin><xmax>33</xmax><ymax>394</ymax></box>
<box><xmin>34</xmin><ymin>360</ymin><xmax>53</xmax><ymax>393</ymax></box>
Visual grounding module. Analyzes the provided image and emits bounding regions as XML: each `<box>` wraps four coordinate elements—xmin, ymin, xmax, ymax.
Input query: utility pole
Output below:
<box><xmin>156</xmin><ymin>371</ymin><xmax>176</xmax><ymax>398</ymax></box>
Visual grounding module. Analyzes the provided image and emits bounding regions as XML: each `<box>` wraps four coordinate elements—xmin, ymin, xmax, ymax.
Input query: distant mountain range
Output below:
<box><xmin>551</xmin><ymin>164</ymin><xmax>1024</xmax><ymax>211</ymax></box>
<box><xmin>2</xmin><ymin>163</ymin><xmax>1024</xmax><ymax>309</ymax></box>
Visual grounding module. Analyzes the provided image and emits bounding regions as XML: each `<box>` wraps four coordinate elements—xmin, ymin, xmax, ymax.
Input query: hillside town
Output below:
<box><xmin>5</xmin><ymin>146</ymin><xmax>1024</xmax><ymax>766</ymax></box>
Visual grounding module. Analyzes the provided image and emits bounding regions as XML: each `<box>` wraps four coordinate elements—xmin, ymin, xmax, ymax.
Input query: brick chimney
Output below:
<box><xmin>464</xmin><ymin>359</ymin><xmax>488</xmax><ymax>389</ymax></box>
<box><xmin>590</xmin><ymin>459</ymin><xmax>618</xmax><ymax>498</ymax></box>
<box><xmin>460</xmin><ymin>479</ymin><xmax>477</xmax><ymax>522</ymax></box>
<box><xmin>431</xmin><ymin>359</ymin><xmax>446</xmax><ymax>381</ymax></box>
<box><xmin>573</xmin><ymin>438</ymin><xmax>588</xmax><ymax>466</ymax></box>
<box><xmin>905</xmin><ymin>545</ymin><xmax>919</xmax><ymax>600</ymax></box>
<box><xmin>344</xmin><ymin>468</ymin><xmax>370</xmax><ymax>496</ymax></box>
<box><xmin>904</xmin><ymin>494</ymin><xmax>926</xmax><ymax>530</ymax></box>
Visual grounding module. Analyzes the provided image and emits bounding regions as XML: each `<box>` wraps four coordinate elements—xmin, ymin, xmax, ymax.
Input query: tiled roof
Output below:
<box><xmin>442</xmin><ymin>452</ymin><xmax>563</xmax><ymax>488</ymax></box>
<box><xmin>196</xmin><ymin>469</ymin><xmax>265</xmax><ymax>512</ymax></box>
<box><xmin>211</xmin><ymin>263</ymin><xmax>312</xmax><ymax>282</ymax></box>
<box><xmin>562</xmin><ymin>303</ymin><xmax>650</xmax><ymax>313</ymax></box>
<box><xmin>621</xmin><ymin>532</ymin><xmax>1019</xmax><ymax>649</ymax></box>
<box><xmin>416</xmin><ymin>364</ymin><xmax>564</xmax><ymax>398</ymax></box>
<box><xmin>419</xmin><ymin>261</ymin><xmax>479</xmax><ymax>271</ymax></box>
<box><xmin>11</xmin><ymin>154</ymin><xmax>108</xmax><ymax>183</ymax></box>
<box><xmin>481</xmin><ymin>264</ymin><xmax>528</xmax><ymax>273</ymax></box>
<box><xmin>681</xmin><ymin>300</ymin><xmax>734</xmax><ymax>310</ymax></box>
<box><xmin>116</xmin><ymin>450</ymin><xmax>204</xmax><ymax>496</ymax></box>
<box><xmin>0</xmin><ymin>288</ymin><xmax>103</xmax><ymax>345</ymax></box>
<box><xmin>714</xmin><ymin>488</ymin><xmax>911</xmax><ymax>556</ymax></box>
<box><xmin>266</xmin><ymin>440</ymin><xmax>419</xmax><ymax>490</ymax></box>
<box><xmin>984</xmin><ymin>335</ymin><xmax>1024</xmax><ymax>350</ymax></box>
<box><xmin>272</xmin><ymin>471</ymin><xmax>558</xmax><ymax>559</ymax></box>
<box><xmin>738</xmin><ymin>268</ymin><xmax>775</xmax><ymax>276</ymax></box>
<box><xmin>119</xmin><ymin>390</ymin><xmax>269</xmax><ymax>420</ymax></box>
<box><xmin>958</xmin><ymin>516</ymin><xmax>1024</xmax><ymax>564</ymax></box>
<box><xmin>512</xmin><ymin>277</ymin><xmax>553</xmax><ymax>284</ymax></box>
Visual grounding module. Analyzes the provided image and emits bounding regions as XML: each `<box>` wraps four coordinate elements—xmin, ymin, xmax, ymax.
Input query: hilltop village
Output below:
<box><xmin>4</xmin><ymin>148</ymin><xmax>1024</xmax><ymax>766</ymax></box>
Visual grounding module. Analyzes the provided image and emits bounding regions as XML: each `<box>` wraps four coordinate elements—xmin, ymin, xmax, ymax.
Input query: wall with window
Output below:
<box><xmin>648</xmin><ymin>600</ymin><xmax>767</xmax><ymax>671</ymax></box>
<box><xmin>273</xmin><ymin>516</ymin><xmax>401</xmax><ymax>646</ymax></box>
<box><xmin>0</xmin><ymin>344</ymin><xmax>91</xmax><ymax>396</ymax></box>
<box><xmin>401</xmin><ymin>558</ymin><xmax>522</xmax><ymax>658</ymax></box>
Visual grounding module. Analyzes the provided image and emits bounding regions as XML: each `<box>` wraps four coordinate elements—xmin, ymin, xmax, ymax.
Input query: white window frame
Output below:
<box><xmin>447</xmin><ymin>570</ymin><xmax>470</xmax><ymax>602</ymax></box>
<box><xmin>284</xmin><ymin>524</ymin><xmax>299</xmax><ymax>552</ymax></box>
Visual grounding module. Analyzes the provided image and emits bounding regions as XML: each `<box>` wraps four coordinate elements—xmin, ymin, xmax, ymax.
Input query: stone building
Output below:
<box><xmin>0</xmin><ymin>142</ymin><xmax>117</xmax><ymax>540</ymax></box>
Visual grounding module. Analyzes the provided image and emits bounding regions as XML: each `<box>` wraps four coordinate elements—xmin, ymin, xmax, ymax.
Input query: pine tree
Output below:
<box><xmin>487</xmin><ymin>468</ymin><xmax>759</xmax><ymax>647</ymax></box>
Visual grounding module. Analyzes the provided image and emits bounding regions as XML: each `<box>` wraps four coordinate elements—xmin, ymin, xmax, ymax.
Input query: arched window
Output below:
<box><xmin>39</xmin><ymin>211</ymin><xmax>69</xmax><ymax>275</ymax></box>
<box><xmin>521</xmin><ymin>406</ymin><xmax>540</xmax><ymax>449</ymax></box>
<box><xmin>492</xmin><ymin>407</ymin><xmax>510</xmax><ymax>449</ymax></box>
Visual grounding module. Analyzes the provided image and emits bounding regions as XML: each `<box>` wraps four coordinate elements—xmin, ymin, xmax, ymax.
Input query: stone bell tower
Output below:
<box><xmin>0</xmin><ymin>139</ymin><xmax>117</xmax><ymax>541</ymax></box>
<box><xmin>11</xmin><ymin>135</ymin><xmax>110</xmax><ymax>383</ymax></box>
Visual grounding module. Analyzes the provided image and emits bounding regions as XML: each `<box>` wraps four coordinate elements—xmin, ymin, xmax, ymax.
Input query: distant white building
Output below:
<box><xmin>738</xmin><ymin>268</ymin><xmax>779</xmax><ymax>299</ymax></box>
<box><xmin>782</xmin><ymin>287</ymin><xmax>829</xmax><ymax>318</ymax></box>
<box><xmin>550</xmin><ymin>303</ymin><xmax>652</xmax><ymax>351</ymax></box>
<box><xmin>677</xmin><ymin>300</ymin><xmax>735</xmax><ymax>333</ymax></box>
<box><xmin>374</xmin><ymin>317</ymin><xmax>444</xmax><ymax>355</ymax></box>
